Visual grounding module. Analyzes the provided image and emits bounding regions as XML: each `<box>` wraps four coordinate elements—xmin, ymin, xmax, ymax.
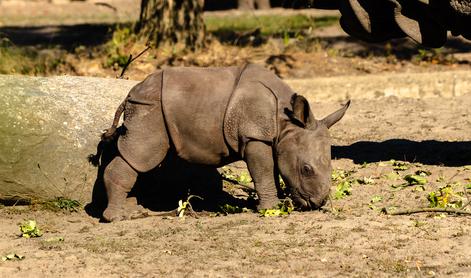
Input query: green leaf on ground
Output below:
<box><xmin>384</xmin><ymin>172</ymin><xmax>400</xmax><ymax>180</ymax></box>
<box><xmin>415</xmin><ymin>169</ymin><xmax>432</xmax><ymax>176</ymax></box>
<box><xmin>45</xmin><ymin>236</ymin><xmax>64</xmax><ymax>242</ymax></box>
<box><xmin>219</xmin><ymin>204</ymin><xmax>251</xmax><ymax>214</ymax></box>
<box><xmin>391</xmin><ymin>160</ymin><xmax>410</xmax><ymax>171</ymax></box>
<box><xmin>43</xmin><ymin>197</ymin><xmax>81</xmax><ymax>212</ymax></box>
<box><xmin>334</xmin><ymin>180</ymin><xmax>352</xmax><ymax>199</ymax></box>
<box><xmin>357</xmin><ymin>176</ymin><xmax>374</xmax><ymax>185</ymax></box>
<box><xmin>404</xmin><ymin>174</ymin><xmax>427</xmax><ymax>185</ymax></box>
<box><xmin>220</xmin><ymin>167</ymin><xmax>252</xmax><ymax>185</ymax></box>
<box><xmin>177</xmin><ymin>195</ymin><xmax>203</xmax><ymax>218</ymax></box>
<box><xmin>19</xmin><ymin>220</ymin><xmax>42</xmax><ymax>238</ymax></box>
<box><xmin>1</xmin><ymin>253</ymin><xmax>24</xmax><ymax>261</ymax></box>
<box><xmin>368</xmin><ymin>195</ymin><xmax>383</xmax><ymax>211</ymax></box>
<box><xmin>259</xmin><ymin>199</ymin><xmax>294</xmax><ymax>217</ymax></box>
<box><xmin>370</xmin><ymin>195</ymin><xmax>383</xmax><ymax>203</ymax></box>
<box><xmin>331</xmin><ymin>169</ymin><xmax>354</xmax><ymax>182</ymax></box>
<box><xmin>427</xmin><ymin>185</ymin><xmax>464</xmax><ymax>208</ymax></box>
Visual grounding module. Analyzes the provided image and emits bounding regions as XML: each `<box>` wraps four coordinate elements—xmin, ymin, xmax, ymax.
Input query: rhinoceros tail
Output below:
<box><xmin>101</xmin><ymin>99</ymin><xmax>126</xmax><ymax>142</ymax></box>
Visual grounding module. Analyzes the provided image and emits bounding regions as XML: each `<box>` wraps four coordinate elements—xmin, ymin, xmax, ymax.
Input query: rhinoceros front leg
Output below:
<box><xmin>245</xmin><ymin>141</ymin><xmax>279</xmax><ymax>210</ymax></box>
<box><xmin>103</xmin><ymin>156</ymin><xmax>138</xmax><ymax>222</ymax></box>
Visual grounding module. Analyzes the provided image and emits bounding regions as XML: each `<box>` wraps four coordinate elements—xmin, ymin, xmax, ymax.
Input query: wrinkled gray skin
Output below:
<box><xmin>100</xmin><ymin>64</ymin><xmax>350</xmax><ymax>222</ymax></box>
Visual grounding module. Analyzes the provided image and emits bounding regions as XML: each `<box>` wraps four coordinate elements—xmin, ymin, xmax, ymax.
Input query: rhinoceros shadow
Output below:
<box><xmin>333</xmin><ymin>139</ymin><xmax>471</xmax><ymax>167</ymax></box>
<box><xmin>85</xmin><ymin>135</ymin><xmax>250</xmax><ymax>219</ymax></box>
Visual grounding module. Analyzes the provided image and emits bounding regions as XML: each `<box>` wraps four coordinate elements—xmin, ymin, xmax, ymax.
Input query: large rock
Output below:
<box><xmin>0</xmin><ymin>75</ymin><xmax>137</xmax><ymax>203</ymax></box>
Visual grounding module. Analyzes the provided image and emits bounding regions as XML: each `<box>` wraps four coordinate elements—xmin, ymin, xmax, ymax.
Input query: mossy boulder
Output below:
<box><xmin>0</xmin><ymin>75</ymin><xmax>137</xmax><ymax>203</ymax></box>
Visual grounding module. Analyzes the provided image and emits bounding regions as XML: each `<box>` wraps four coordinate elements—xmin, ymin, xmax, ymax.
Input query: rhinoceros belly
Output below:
<box><xmin>162</xmin><ymin>66</ymin><xmax>241</xmax><ymax>165</ymax></box>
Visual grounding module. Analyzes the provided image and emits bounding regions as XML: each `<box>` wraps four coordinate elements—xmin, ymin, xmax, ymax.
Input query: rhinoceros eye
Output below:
<box><xmin>301</xmin><ymin>164</ymin><xmax>314</xmax><ymax>176</ymax></box>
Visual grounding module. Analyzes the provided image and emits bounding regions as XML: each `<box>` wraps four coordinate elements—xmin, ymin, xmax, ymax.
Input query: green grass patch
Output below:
<box><xmin>41</xmin><ymin>197</ymin><xmax>81</xmax><ymax>212</ymax></box>
<box><xmin>0</xmin><ymin>38</ymin><xmax>65</xmax><ymax>75</ymax></box>
<box><xmin>205</xmin><ymin>14</ymin><xmax>338</xmax><ymax>37</ymax></box>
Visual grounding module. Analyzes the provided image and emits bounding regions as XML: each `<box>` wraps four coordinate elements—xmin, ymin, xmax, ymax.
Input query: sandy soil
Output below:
<box><xmin>1</xmin><ymin>95</ymin><xmax>471</xmax><ymax>277</ymax></box>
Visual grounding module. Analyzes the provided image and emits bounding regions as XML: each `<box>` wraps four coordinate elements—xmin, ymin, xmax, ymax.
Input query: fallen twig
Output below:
<box><xmin>385</xmin><ymin>207</ymin><xmax>471</xmax><ymax>216</ymax></box>
<box><xmin>118</xmin><ymin>46</ymin><xmax>151</xmax><ymax>79</ymax></box>
<box><xmin>130</xmin><ymin>209</ymin><xmax>177</xmax><ymax>219</ymax></box>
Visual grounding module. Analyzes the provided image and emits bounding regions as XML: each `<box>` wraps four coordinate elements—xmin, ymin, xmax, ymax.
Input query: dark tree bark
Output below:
<box><xmin>238</xmin><ymin>0</ymin><xmax>255</xmax><ymax>10</ymax></box>
<box><xmin>238</xmin><ymin>0</ymin><xmax>271</xmax><ymax>10</ymax></box>
<box><xmin>136</xmin><ymin>0</ymin><xmax>205</xmax><ymax>50</ymax></box>
<box><xmin>255</xmin><ymin>0</ymin><xmax>271</xmax><ymax>9</ymax></box>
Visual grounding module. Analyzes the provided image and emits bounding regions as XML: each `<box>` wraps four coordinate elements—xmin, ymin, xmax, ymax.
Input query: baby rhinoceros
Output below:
<box><xmin>100</xmin><ymin>64</ymin><xmax>350</xmax><ymax>222</ymax></box>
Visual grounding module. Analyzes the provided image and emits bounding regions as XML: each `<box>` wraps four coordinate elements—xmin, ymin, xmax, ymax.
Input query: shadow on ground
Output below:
<box><xmin>0</xmin><ymin>23</ymin><xmax>123</xmax><ymax>47</ymax></box>
<box><xmin>3</xmin><ymin>21</ymin><xmax>471</xmax><ymax>62</ymax></box>
<box><xmin>85</xmin><ymin>136</ymin><xmax>251</xmax><ymax>219</ymax></box>
<box><xmin>333</xmin><ymin>139</ymin><xmax>471</xmax><ymax>166</ymax></box>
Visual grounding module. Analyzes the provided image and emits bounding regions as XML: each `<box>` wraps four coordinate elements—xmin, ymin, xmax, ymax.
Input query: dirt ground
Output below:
<box><xmin>1</xmin><ymin>1</ymin><xmax>471</xmax><ymax>277</ymax></box>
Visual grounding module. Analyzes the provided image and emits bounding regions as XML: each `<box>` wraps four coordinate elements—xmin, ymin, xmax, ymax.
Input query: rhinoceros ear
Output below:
<box><xmin>320</xmin><ymin>100</ymin><xmax>351</xmax><ymax>129</ymax></box>
<box><xmin>285</xmin><ymin>94</ymin><xmax>317</xmax><ymax>129</ymax></box>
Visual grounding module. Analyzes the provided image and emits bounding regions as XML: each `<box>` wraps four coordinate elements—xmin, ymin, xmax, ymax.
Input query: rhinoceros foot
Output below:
<box><xmin>103</xmin><ymin>197</ymin><xmax>147</xmax><ymax>222</ymax></box>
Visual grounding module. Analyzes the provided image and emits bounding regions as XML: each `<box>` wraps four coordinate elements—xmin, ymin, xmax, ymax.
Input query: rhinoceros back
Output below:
<box><xmin>162</xmin><ymin>66</ymin><xmax>241</xmax><ymax>165</ymax></box>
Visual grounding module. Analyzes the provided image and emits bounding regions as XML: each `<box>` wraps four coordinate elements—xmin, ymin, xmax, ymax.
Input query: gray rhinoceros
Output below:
<box><xmin>100</xmin><ymin>64</ymin><xmax>350</xmax><ymax>221</ymax></box>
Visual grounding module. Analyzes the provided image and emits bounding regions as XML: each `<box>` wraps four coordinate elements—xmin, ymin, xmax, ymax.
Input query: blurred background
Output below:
<box><xmin>0</xmin><ymin>0</ymin><xmax>470</xmax><ymax>80</ymax></box>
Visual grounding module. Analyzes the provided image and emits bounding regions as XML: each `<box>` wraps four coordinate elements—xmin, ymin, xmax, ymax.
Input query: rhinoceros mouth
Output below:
<box><xmin>291</xmin><ymin>187</ymin><xmax>324</xmax><ymax>210</ymax></box>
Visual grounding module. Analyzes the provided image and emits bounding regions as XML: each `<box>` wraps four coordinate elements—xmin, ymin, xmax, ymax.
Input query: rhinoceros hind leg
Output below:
<box><xmin>103</xmin><ymin>156</ymin><xmax>138</xmax><ymax>222</ymax></box>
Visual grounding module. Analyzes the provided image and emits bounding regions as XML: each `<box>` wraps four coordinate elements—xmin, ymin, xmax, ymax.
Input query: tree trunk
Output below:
<box><xmin>238</xmin><ymin>0</ymin><xmax>255</xmax><ymax>10</ymax></box>
<box><xmin>136</xmin><ymin>0</ymin><xmax>205</xmax><ymax>50</ymax></box>
<box><xmin>238</xmin><ymin>0</ymin><xmax>271</xmax><ymax>10</ymax></box>
<box><xmin>255</xmin><ymin>0</ymin><xmax>271</xmax><ymax>9</ymax></box>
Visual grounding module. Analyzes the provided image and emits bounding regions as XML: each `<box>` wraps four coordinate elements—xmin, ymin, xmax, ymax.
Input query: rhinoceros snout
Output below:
<box><xmin>309</xmin><ymin>197</ymin><xmax>327</xmax><ymax>210</ymax></box>
<box><xmin>296</xmin><ymin>195</ymin><xmax>327</xmax><ymax>210</ymax></box>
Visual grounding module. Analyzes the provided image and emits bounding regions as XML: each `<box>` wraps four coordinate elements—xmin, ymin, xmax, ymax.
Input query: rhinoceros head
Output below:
<box><xmin>276</xmin><ymin>94</ymin><xmax>350</xmax><ymax>210</ymax></box>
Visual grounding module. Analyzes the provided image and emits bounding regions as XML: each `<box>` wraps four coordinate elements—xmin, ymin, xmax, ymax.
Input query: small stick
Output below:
<box><xmin>130</xmin><ymin>209</ymin><xmax>177</xmax><ymax>219</ymax></box>
<box><xmin>118</xmin><ymin>46</ymin><xmax>151</xmax><ymax>79</ymax></box>
<box><xmin>386</xmin><ymin>207</ymin><xmax>471</xmax><ymax>216</ymax></box>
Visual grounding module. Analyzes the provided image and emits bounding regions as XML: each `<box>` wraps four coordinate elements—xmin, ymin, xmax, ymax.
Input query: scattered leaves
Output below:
<box><xmin>331</xmin><ymin>169</ymin><xmax>354</xmax><ymax>182</ymax></box>
<box><xmin>220</xmin><ymin>167</ymin><xmax>252</xmax><ymax>185</ymax></box>
<box><xmin>427</xmin><ymin>185</ymin><xmax>464</xmax><ymax>209</ymax></box>
<box><xmin>219</xmin><ymin>204</ymin><xmax>251</xmax><ymax>214</ymax></box>
<box><xmin>259</xmin><ymin>199</ymin><xmax>294</xmax><ymax>217</ymax></box>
